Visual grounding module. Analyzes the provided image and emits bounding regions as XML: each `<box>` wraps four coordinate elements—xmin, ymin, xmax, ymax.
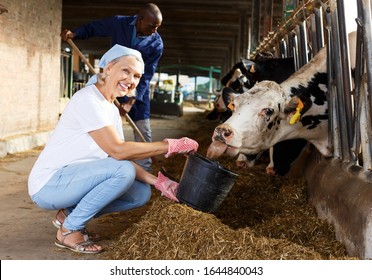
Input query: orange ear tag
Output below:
<box><xmin>289</xmin><ymin>98</ymin><xmax>304</xmax><ymax>125</ymax></box>
<box><xmin>227</xmin><ymin>101</ymin><xmax>234</xmax><ymax>111</ymax></box>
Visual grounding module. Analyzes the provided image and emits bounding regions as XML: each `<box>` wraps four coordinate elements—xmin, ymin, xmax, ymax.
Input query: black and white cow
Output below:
<box><xmin>209</xmin><ymin>54</ymin><xmax>296</xmax><ymax>122</ymax></box>
<box><xmin>207</xmin><ymin>46</ymin><xmax>331</xmax><ymax>164</ymax></box>
<box><xmin>208</xmin><ymin>54</ymin><xmax>309</xmax><ymax>176</ymax></box>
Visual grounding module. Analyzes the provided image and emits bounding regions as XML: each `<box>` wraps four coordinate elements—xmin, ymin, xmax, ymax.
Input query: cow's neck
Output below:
<box><xmin>274</xmin><ymin>46</ymin><xmax>330</xmax><ymax>157</ymax></box>
<box><xmin>281</xmin><ymin>47</ymin><xmax>327</xmax><ymax>99</ymax></box>
<box><xmin>274</xmin><ymin>119</ymin><xmax>330</xmax><ymax>156</ymax></box>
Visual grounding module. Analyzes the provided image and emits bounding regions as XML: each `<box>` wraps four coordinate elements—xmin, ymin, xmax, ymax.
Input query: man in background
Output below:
<box><xmin>61</xmin><ymin>3</ymin><xmax>163</xmax><ymax>172</ymax></box>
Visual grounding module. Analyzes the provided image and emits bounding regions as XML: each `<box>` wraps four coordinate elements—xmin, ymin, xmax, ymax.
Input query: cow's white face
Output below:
<box><xmin>207</xmin><ymin>46</ymin><xmax>334</xmax><ymax>163</ymax></box>
<box><xmin>227</xmin><ymin>83</ymin><xmax>285</xmax><ymax>151</ymax></box>
<box><xmin>208</xmin><ymin>81</ymin><xmax>287</xmax><ymax>157</ymax></box>
<box><xmin>207</xmin><ymin>80</ymin><xmax>331</xmax><ymax>159</ymax></box>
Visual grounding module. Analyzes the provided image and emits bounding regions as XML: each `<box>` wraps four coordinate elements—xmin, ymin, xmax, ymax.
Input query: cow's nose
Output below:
<box><xmin>214</xmin><ymin>124</ymin><xmax>234</xmax><ymax>142</ymax></box>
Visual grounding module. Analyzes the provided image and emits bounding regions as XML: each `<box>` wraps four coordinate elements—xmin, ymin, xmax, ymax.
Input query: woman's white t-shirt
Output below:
<box><xmin>28</xmin><ymin>85</ymin><xmax>124</xmax><ymax>196</ymax></box>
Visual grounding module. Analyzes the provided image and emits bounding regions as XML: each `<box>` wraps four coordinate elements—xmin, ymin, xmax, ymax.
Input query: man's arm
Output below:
<box><xmin>61</xmin><ymin>16</ymin><xmax>118</xmax><ymax>41</ymax></box>
<box><xmin>73</xmin><ymin>17</ymin><xmax>117</xmax><ymax>39</ymax></box>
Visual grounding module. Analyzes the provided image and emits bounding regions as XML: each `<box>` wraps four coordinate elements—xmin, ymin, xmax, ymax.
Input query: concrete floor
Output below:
<box><xmin>0</xmin><ymin>106</ymin><xmax>206</xmax><ymax>260</ymax></box>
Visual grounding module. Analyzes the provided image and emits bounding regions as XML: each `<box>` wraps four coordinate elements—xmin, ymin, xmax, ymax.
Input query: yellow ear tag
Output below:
<box><xmin>289</xmin><ymin>98</ymin><xmax>304</xmax><ymax>125</ymax></box>
<box><xmin>227</xmin><ymin>101</ymin><xmax>234</xmax><ymax>111</ymax></box>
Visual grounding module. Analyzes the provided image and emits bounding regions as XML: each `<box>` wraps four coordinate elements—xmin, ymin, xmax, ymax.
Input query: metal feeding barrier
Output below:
<box><xmin>251</xmin><ymin>0</ymin><xmax>372</xmax><ymax>174</ymax></box>
<box><xmin>249</xmin><ymin>0</ymin><xmax>372</xmax><ymax>259</ymax></box>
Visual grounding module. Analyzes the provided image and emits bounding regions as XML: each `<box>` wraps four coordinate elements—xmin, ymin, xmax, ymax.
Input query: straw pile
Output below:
<box><xmin>103</xmin><ymin>109</ymin><xmax>356</xmax><ymax>260</ymax></box>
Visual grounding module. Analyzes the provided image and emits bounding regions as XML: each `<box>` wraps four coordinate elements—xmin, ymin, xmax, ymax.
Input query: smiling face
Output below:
<box><xmin>104</xmin><ymin>56</ymin><xmax>143</xmax><ymax>101</ymax></box>
<box><xmin>136</xmin><ymin>7</ymin><xmax>162</xmax><ymax>37</ymax></box>
<box><xmin>137</xmin><ymin>13</ymin><xmax>162</xmax><ymax>36</ymax></box>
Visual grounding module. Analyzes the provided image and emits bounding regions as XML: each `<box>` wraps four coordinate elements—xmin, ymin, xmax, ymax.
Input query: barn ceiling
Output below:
<box><xmin>61</xmin><ymin>0</ymin><xmax>285</xmax><ymax>78</ymax></box>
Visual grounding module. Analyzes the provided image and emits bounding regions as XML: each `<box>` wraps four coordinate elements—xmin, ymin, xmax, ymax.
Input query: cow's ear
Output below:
<box><xmin>284</xmin><ymin>96</ymin><xmax>300</xmax><ymax>114</ymax></box>
<box><xmin>241</xmin><ymin>58</ymin><xmax>255</xmax><ymax>73</ymax></box>
<box><xmin>241</xmin><ymin>60</ymin><xmax>256</xmax><ymax>74</ymax></box>
<box><xmin>222</xmin><ymin>87</ymin><xmax>238</xmax><ymax>111</ymax></box>
<box><xmin>283</xmin><ymin>96</ymin><xmax>312</xmax><ymax>124</ymax></box>
<box><xmin>284</xmin><ymin>95</ymin><xmax>312</xmax><ymax>114</ymax></box>
<box><xmin>249</xmin><ymin>64</ymin><xmax>256</xmax><ymax>73</ymax></box>
<box><xmin>241</xmin><ymin>58</ymin><xmax>254</xmax><ymax>67</ymax></box>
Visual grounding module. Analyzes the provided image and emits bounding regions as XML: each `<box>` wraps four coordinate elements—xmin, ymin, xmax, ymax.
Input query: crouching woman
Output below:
<box><xmin>28</xmin><ymin>44</ymin><xmax>198</xmax><ymax>254</ymax></box>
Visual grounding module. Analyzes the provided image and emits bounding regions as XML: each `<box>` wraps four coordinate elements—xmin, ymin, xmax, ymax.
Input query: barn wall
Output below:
<box><xmin>0</xmin><ymin>0</ymin><xmax>61</xmax><ymax>156</ymax></box>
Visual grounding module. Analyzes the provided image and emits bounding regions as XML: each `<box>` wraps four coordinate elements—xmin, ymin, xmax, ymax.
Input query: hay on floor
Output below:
<box><xmin>106</xmin><ymin>197</ymin><xmax>350</xmax><ymax>260</ymax></box>
<box><xmin>102</xmin><ymin>110</ymin><xmax>356</xmax><ymax>260</ymax></box>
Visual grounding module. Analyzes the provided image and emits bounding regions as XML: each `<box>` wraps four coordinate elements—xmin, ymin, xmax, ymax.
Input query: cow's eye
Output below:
<box><xmin>265</xmin><ymin>108</ymin><xmax>274</xmax><ymax>116</ymax></box>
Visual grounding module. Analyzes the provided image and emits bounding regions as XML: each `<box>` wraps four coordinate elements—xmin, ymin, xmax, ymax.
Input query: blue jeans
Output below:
<box><xmin>133</xmin><ymin>119</ymin><xmax>153</xmax><ymax>172</ymax></box>
<box><xmin>31</xmin><ymin>158</ymin><xmax>151</xmax><ymax>230</ymax></box>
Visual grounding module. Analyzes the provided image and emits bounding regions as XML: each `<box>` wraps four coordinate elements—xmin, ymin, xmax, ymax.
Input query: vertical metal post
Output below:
<box><xmin>352</xmin><ymin>25</ymin><xmax>363</xmax><ymax>164</ymax></box>
<box><xmin>298</xmin><ymin>20</ymin><xmax>309</xmax><ymax>66</ymax></box>
<box><xmin>331</xmin><ymin>2</ymin><xmax>353</xmax><ymax>161</ymax></box>
<box><xmin>264</xmin><ymin>0</ymin><xmax>273</xmax><ymax>37</ymax></box>
<box><xmin>67</xmin><ymin>53</ymin><xmax>73</xmax><ymax>98</ymax></box>
<box><xmin>279</xmin><ymin>38</ymin><xmax>287</xmax><ymax>58</ymax></box>
<box><xmin>292</xmin><ymin>32</ymin><xmax>300</xmax><ymax>71</ymax></box>
<box><xmin>250</xmin><ymin>0</ymin><xmax>261</xmax><ymax>53</ymax></box>
<box><xmin>287</xmin><ymin>32</ymin><xmax>295</xmax><ymax>58</ymax></box>
<box><xmin>209</xmin><ymin>67</ymin><xmax>213</xmax><ymax>94</ymax></box>
<box><xmin>337</xmin><ymin>0</ymin><xmax>355</xmax><ymax>162</ymax></box>
<box><xmin>331</xmin><ymin>6</ymin><xmax>350</xmax><ymax>161</ymax></box>
<box><xmin>358</xmin><ymin>0</ymin><xmax>372</xmax><ymax>169</ymax></box>
<box><xmin>194</xmin><ymin>77</ymin><xmax>198</xmax><ymax>101</ymax></box>
<box><xmin>237</xmin><ymin>15</ymin><xmax>242</xmax><ymax>61</ymax></box>
<box><xmin>315</xmin><ymin>7</ymin><xmax>325</xmax><ymax>50</ymax></box>
<box><xmin>310</xmin><ymin>13</ymin><xmax>319</xmax><ymax>54</ymax></box>
<box><xmin>247</xmin><ymin>16</ymin><xmax>252</xmax><ymax>58</ymax></box>
<box><xmin>326</xmin><ymin>7</ymin><xmax>340</xmax><ymax>158</ymax></box>
<box><xmin>311</xmin><ymin>6</ymin><xmax>325</xmax><ymax>56</ymax></box>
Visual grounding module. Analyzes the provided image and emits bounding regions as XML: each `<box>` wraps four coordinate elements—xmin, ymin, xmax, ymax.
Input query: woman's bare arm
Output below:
<box><xmin>89</xmin><ymin>125</ymin><xmax>168</xmax><ymax>161</ymax></box>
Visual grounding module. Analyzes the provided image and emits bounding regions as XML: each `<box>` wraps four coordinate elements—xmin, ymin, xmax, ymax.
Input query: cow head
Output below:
<box><xmin>220</xmin><ymin>54</ymin><xmax>296</xmax><ymax>95</ymax></box>
<box><xmin>207</xmin><ymin>80</ymin><xmax>331</xmax><ymax>160</ymax></box>
<box><xmin>220</xmin><ymin>57</ymin><xmax>265</xmax><ymax>93</ymax></box>
<box><xmin>209</xmin><ymin>55</ymin><xmax>296</xmax><ymax>122</ymax></box>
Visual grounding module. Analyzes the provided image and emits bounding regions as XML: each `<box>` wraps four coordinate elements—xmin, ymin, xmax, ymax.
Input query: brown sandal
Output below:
<box><xmin>55</xmin><ymin>228</ymin><xmax>103</xmax><ymax>254</ymax></box>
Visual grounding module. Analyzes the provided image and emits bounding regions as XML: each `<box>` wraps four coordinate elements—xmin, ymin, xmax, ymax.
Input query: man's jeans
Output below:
<box><xmin>132</xmin><ymin>118</ymin><xmax>153</xmax><ymax>172</ymax></box>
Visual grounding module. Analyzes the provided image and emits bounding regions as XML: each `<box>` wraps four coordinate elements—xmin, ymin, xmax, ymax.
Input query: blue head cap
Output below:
<box><xmin>98</xmin><ymin>44</ymin><xmax>144</xmax><ymax>70</ymax></box>
<box><xmin>86</xmin><ymin>44</ymin><xmax>144</xmax><ymax>86</ymax></box>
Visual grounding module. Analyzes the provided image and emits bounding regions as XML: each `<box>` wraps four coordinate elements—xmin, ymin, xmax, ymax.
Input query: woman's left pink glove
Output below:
<box><xmin>163</xmin><ymin>137</ymin><xmax>199</xmax><ymax>158</ymax></box>
<box><xmin>154</xmin><ymin>171</ymin><xmax>179</xmax><ymax>202</ymax></box>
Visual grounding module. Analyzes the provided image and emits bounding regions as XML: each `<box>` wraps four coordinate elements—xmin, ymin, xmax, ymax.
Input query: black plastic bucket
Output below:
<box><xmin>176</xmin><ymin>153</ymin><xmax>239</xmax><ymax>213</ymax></box>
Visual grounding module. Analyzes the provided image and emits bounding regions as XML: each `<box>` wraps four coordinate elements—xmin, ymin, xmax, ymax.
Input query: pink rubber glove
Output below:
<box><xmin>154</xmin><ymin>171</ymin><xmax>179</xmax><ymax>202</ymax></box>
<box><xmin>163</xmin><ymin>137</ymin><xmax>199</xmax><ymax>158</ymax></box>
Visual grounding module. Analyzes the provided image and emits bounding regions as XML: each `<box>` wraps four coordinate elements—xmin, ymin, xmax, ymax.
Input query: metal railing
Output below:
<box><xmin>251</xmin><ymin>0</ymin><xmax>372</xmax><ymax>174</ymax></box>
